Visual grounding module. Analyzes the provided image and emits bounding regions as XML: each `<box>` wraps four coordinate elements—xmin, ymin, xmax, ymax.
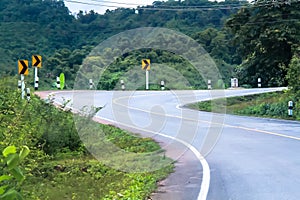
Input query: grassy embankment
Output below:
<box><xmin>188</xmin><ymin>91</ymin><xmax>300</xmax><ymax>120</ymax></box>
<box><xmin>0</xmin><ymin>77</ymin><xmax>173</xmax><ymax>199</ymax></box>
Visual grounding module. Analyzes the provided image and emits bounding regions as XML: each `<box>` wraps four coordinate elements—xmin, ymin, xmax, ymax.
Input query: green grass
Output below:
<box><xmin>23</xmin><ymin>155</ymin><xmax>173</xmax><ymax>200</ymax></box>
<box><xmin>188</xmin><ymin>91</ymin><xmax>300</xmax><ymax>120</ymax></box>
<box><xmin>21</xmin><ymin>110</ymin><xmax>174</xmax><ymax>200</ymax></box>
<box><xmin>0</xmin><ymin>77</ymin><xmax>174</xmax><ymax>200</ymax></box>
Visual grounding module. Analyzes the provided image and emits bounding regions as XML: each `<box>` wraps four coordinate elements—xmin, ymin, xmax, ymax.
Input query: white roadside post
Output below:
<box><xmin>208</xmin><ymin>79</ymin><xmax>212</xmax><ymax>90</ymax></box>
<box><xmin>26</xmin><ymin>88</ymin><xmax>31</xmax><ymax>102</ymax></box>
<box><xmin>258</xmin><ymin>78</ymin><xmax>262</xmax><ymax>88</ymax></box>
<box><xmin>89</xmin><ymin>79</ymin><xmax>93</xmax><ymax>89</ymax></box>
<box><xmin>161</xmin><ymin>80</ymin><xmax>165</xmax><ymax>90</ymax></box>
<box><xmin>288</xmin><ymin>101</ymin><xmax>293</xmax><ymax>117</ymax></box>
<box><xmin>56</xmin><ymin>77</ymin><xmax>60</xmax><ymax>89</ymax></box>
<box><xmin>231</xmin><ymin>78</ymin><xmax>238</xmax><ymax>88</ymax></box>
<box><xmin>234</xmin><ymin>78</ymin><xmax>238</xmax><ymax>88</ymax></box>
<box><xmin>18</xmin><ymin>80</ymin><xmax>21</xmax><ymax>89</ymax></box>
<box><xmin>120</xmin><ymin>80</ymin><xmax>125</xmax><ymax>91</ymax></box>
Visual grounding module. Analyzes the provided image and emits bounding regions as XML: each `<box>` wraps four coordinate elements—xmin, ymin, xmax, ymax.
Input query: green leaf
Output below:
<box><xmin>2</xmin><ymin>146</ymin><xmax>16</xmax><ymax>157</ymax></box>
<box><xmin>19</xmin><ymin>146</ymin><xmax>30</xmax><ymax>162</ymax></box>
<box><xmin>0</xmin><ymin>189</ymin><xmax>23</xmax><ymax>200</ymax></box>
<box><xmin>0</xmin><ymin>185</ymin><xmax>8</xmax><ymax>195</ymax></box>
<box><xmin>6</xmin><ymin>154</ymin><xmax>19</xmax><ymax>170</ymax></box>
<box><xmin>0</xmin><ymin>175</ymin><xmax>12</xmax><ymax>182</ymax></box>
<box><xmin>9</xmin><ymin>167</ymin><xmax>24</xmax><ymax>182</ymax></box>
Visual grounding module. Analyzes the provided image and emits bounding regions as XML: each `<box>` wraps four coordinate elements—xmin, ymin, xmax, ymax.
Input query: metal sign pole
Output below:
<box><xmin>34</xmin><ymin>67</ymin><xmax>39</xmax><ymax>90</ymax></box>
<box><xmin>21</xmin><ymin>74</ymin><xmax>25</xmax><ymax>99</ymax></box>
<box><xmin>146</xmin><ymin>70</ymin><xmax>149</xmax><ymax>90</ymax></box>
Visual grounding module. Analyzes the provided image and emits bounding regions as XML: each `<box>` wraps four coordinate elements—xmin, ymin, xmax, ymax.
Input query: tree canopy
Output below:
<box><xmin>2</xmin><ymin>0</ymin><xmax>299</xmax><ymax>90</ymax></box>
<box><xmin>226</xmin><ymin>0</ymin><xmax>300</xmax><ymax>87</ymax></box>
<box><xmin>0</xmin><ymin>0</ymin><xmax>243</xmax><ymax>89</ymax></box>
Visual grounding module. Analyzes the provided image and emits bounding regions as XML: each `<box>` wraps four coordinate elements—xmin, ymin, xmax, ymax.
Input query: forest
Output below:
<box><xmin>0</xmin><ymin>0</ymin><xmax>299</xmax><ymax>89</ymax></box>
<box><xmin>0</xmin><ymin>0</ymin><xmax>246</xmax><ymax>89</ymax></box>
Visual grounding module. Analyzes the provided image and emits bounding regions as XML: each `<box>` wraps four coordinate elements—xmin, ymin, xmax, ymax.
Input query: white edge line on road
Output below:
<box><xmin>48</xmin><ymin>91</ymin><xmax>210</xmax><ymax>200</ymax></box>
<box><xmin>92</xmin><ymin>115</ymin><xmax>211</xmax><ymax>200</ymax></box>
<box><xmin>42</xmin><ymin>87</ymin><xmax>291</xmax><ymax>200</ymax></box>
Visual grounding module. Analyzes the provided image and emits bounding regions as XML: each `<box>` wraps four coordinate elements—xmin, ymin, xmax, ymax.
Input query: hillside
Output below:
<box><xmin>0</xmin><ymin>0</ymin><xmax>246</xmax><ymax>89</ymax></box>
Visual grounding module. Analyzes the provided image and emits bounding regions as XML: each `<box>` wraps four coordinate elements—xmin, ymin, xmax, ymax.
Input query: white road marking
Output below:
<box><xmin>93</xmin><ymin>115</ymin><xmax>211</xmax><ymax>200</ymax></box>
<box><xmin>47</xmin><ymin>91</ymin><xmax>210</xmax><ymax>200</ymax></box>
<box><xmin>41</xmin><ymin>88</ymin><xmax>296</xmax><ymax>200</ymax></box>
<box><xmin>112</xmin><ymin>89</ymin><xmax>300</xmax><ymax>142</ymax></box>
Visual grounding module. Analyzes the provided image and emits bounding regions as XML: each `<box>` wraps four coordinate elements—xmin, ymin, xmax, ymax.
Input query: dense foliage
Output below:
<box><xmin>226</xmin><ymin>0</ymin><xmax>300</xmax><ymax>87</ymax></box>
<box><xmin>286</xmin><ymin>47</ymin><xmax>300</xmax><ymax>99</ymax></box>
<box><xmin>0</xmin><ymin>0</ymin><xmax>299</xmax><ymax>90</ymax></box>
<box><xmin>0</xmin><ymin>145</ymin><xmax>30</xmax><ymax>200</ymax></box>
<box><xmin>189</xmin><ymin>91</ymin><xmax>300</xmax><ymax>120</ymax></box>
<box><xmin>0</xmin><ymin>77</ymin><xmax>173</xmax><ymax>199</ymax></box>
<box><xmin>0</xmin><ymin>0</ymin><xmax>246</xmax><ymax>89</ymax></box>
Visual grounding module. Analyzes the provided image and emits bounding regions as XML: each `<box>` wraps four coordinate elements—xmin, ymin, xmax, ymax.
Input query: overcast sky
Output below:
<box><xmin>65</xmin><ymin>0</ymin><xmax>159</xmax><ymax>14</ymax></box>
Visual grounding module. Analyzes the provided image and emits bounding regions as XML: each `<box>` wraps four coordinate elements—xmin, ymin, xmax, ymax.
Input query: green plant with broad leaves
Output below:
<box><xmin>0</xmin><ymin>145</ymin><xmax>30</xmax><ymax>200</ymax></box>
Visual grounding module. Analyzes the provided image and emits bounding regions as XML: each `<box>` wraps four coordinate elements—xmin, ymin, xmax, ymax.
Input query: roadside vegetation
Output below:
<box><xmin>0</xmin><ymin>77</ymin><xmax>173</xmax><ymax>199</ymax></box>
<box><xmin>188</xmin><ymin>91</ymin><xmax>300</xmax><ymax>120</ymax></box>
<box><xmin>189</xmin><ymin>48</ymin><xmax>300</xmax><ymax>120</ymax></box>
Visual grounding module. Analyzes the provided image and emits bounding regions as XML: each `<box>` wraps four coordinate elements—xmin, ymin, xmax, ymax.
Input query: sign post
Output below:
<box><xmin>21</xmin><ymin>75</ymin><xmax>25</xmax><ymax>99</ymax></box>
<box><xmin>142</xmin><ymin>59</ymin><xmax>150</xmax><ymax>90</ymax></box>
<box><xmin>146</xmin><ymin>71</ymin><xmax>149</xmax><ymax>90</ymax></box>
<box><xmin>32</xmin><ymin>55</ymin><xmax>42</xmax><ymax>90</ymax></box>
<box><xmin>34</xmin><ymin>69</ymin><xmax>39</xmax><ymax>90</ymax></box>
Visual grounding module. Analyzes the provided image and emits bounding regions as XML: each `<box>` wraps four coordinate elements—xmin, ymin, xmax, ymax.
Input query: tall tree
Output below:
<box><xmin>226</xmin><ymin>0</ymin><xmax>300</xmax><ymax>87</ymax></box>
<box><xmin>286</xmin><ymin>47</ymin><xmax>300</xmax><ymax>98</ymax></box>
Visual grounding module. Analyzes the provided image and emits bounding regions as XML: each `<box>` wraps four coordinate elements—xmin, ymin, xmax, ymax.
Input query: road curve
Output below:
<box><xmin>36</xmin><ymin>88</ymin><xmax>300</xmax><ymax>200</ymax></box>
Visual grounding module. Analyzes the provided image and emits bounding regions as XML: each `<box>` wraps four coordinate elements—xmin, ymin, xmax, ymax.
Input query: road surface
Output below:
<box><xmin>38</xmin><ymin>88</ymin><xmax>300</xmax><ymax>200</ymax></box>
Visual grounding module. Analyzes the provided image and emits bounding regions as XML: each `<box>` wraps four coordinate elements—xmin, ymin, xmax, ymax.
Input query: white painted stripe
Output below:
<box><xmin>44</xmin><ymin>88</ymin><xmax>294</xmax><ymax>200</ymax></box>
<box><xmin>93</xmin><ymin>115</ymin><xmax>211</xmax><ymax>200</ymax></box>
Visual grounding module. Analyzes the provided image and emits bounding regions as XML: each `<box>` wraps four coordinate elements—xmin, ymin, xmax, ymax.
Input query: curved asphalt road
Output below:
<box><xmin>40</xmin><ymin>88</ymin><xmax>300</xmax><ymax>200</ymax></box>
